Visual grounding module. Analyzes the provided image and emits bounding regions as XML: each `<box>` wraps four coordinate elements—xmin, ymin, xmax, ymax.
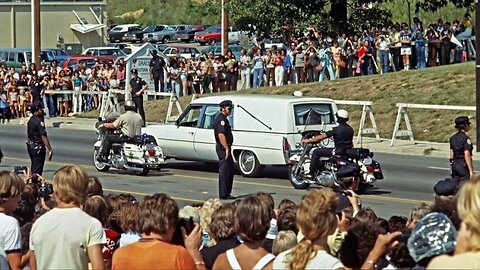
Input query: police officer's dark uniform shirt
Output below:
<box><xmin>31</xmin><ymin>82</ymin><xmax>43</xmax><ymax>104</ymax></box>
<box><xmin>149</xmin><ymin>57</ymin><xmax>166</xmax><ymax>76</ymax></box>
<box><xmin>130</xmin><ymin>77</ymin><xmax>147</xmax><ymax>96</ymax></box>
<box><xmin>450</xmin><ymin>131</ymin><xmax>474</xmax><ymax>159</ymax></box>
<box><xmin>326</xmin><ymin>122</ymin><xmax>354</xmax><ymax>155</ymax></box>
<box><xmin>213</xmin><ymin>113</ymin><xmax>233</xmax><ymax>158</ymax></box>
<box><xmin>27</xmin><ymin>115</ymin><xmax>47</xmax><ymax>143</ymax></box>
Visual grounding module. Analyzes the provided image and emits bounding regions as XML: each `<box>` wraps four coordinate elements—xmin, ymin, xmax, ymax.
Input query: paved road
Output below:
<box><xmin>0</xmin><ymin>126</ymin><xmax>469</xmax><ymax>218</ymax></box>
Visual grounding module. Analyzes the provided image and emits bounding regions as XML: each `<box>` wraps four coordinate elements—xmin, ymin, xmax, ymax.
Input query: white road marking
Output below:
<box><xmin>428</xmin><ymin>166</ymin><xmax>450</xmax><ymax>171</ymax></box>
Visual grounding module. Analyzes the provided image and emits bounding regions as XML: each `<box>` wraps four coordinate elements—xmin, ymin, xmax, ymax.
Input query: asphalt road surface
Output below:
<box><xmin>0</xmin><ymin>126</ymin><xmax>470</xmax><ymax>218</ymax></box>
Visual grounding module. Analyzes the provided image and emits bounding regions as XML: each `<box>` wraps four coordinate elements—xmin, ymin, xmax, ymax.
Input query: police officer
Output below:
<box><xmin>97</xmin><ymin>100</ymin><xmax>144</xmax><ymax>162</ymax></box>
<box><xmin>129</xmin><ymin>68</ymin><xmax>148</xmax><ymax>126</ymax></box>
<box><xmin>149</xmin><ymin>50</ymin><xmax>166</xmax><ymax>99</ymax></box>
<box><xmin>213</xmin><ymin>100</ymin><xmax>235</xmax><ymax>200</ymax></box>
<box><xmin>449</xmin><ymin>116</ymin><xmax>474</xmax><ymax>180</ymax></box>
<box><xmin>26</xmin><ymin>104</ymin><xmax>53</xmax><ymax>176</ymax></box>
<box><xmin>303</xmin><ymin>109</ymin><xmax>354</xmax><ymax>178</ymax></box>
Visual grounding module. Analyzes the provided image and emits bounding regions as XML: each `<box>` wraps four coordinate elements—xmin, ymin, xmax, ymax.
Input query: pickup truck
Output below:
<box><xmin>142</xmin><ymin>95</ymin><xmax>339</xmax><ymax>177</ymax></box>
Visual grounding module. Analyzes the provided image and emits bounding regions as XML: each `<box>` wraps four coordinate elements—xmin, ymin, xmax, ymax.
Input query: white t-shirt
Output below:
<box><xmin>0</xmin><ymin>213</ymin><xmax>22</xmax><ymax>253</ymax></box>
<box><xmin>273</xmin><ymin>249</ymin><xmax>344</xmax><ymax>269</ymax></box>
<box><xmin>30</xmin><ymin>207</ymin><xmax>106</xmax><ymax>269</ymax></box>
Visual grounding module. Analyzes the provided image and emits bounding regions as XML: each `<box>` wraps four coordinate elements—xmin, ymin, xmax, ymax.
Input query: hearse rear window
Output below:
<box><xmin>294</xmin><ymin>104</ymin><xmax>335</xmax><ymax>125</ymax></box>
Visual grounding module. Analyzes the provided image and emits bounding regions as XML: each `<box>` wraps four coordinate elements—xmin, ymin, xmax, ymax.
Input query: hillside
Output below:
<box><xmin>81</xmin><ymin>62</ymin><xmax>476</xmax><ymax>143</ymax></box>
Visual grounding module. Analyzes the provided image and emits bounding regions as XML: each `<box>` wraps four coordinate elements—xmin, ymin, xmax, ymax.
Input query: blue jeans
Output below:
<box><xmin>416</xmin><ymin>41</ymin><xmax>426</xmax><ymax>69</ymax></box>
<box><xmin>252</xmin><ymin>68</ymin><xmax>264</xmax><ymax>88</ymax></box>
<box><xmin>379</xmin><ymin>50</ymin><xmax>389</xmax><ymax>74</ymax></box>
<box><xmin>171</xmin><ymin>80</ymin><xmax>181</xmax><ymax>97</ymax></box>
<box><xmin>45</xmin><ymin>95</ymin><xmax>57</xmax><ymax>116</ymax></box>
<box><xmin>319</xmin><ymin>63</ymin><xmax>336</xmax><ymax>82</ymax></box>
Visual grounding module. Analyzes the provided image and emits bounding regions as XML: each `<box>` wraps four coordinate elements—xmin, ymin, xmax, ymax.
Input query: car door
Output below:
<box><xmin>193</xmin><ymin>104</ymin><xmax>233</xmax><ymax>161</ymax></box>
<box><xmin>165</xmin><ymin>104</ymin><xmax>203</xmax><ymax>159</ymax></box>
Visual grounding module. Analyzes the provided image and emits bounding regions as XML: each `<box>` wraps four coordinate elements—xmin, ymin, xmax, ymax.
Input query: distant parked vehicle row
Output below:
<box><xmin>0</xmin><ymin>48</ymin><xmax>69</xmax><ymax>69</ymax></box>
<box><xmin>194</xmin><ymin>25</ymin><xmax>243</xmax><ymax>46</ymax></box>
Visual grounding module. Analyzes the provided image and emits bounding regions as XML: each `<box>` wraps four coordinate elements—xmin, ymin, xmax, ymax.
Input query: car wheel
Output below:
<box><xmin>199</xmin><ymin>42</ymin><xmax>206</xmax><ymax>46</ymax></box>
<box><xmin>184</xmin><ymin>40</ymin><xmax>190</xmax><ymax>43</ymax></box>
<box><xmin>93</xmin><ymin>149</ymin><xmax>110</xmax><ymax>172</ymax></box>
<box><xmin>209</xmin><ymin>39</ymin><xmax>216</xmax><ymax>45</ymax></box>
<box><xmin>288</xmin><ymin>164</ymin><xmax>310</xmax><ymax>189</ymax></box>
<box><xmin>162</xmin><ymin>36</ymin><xmax>170</xmax><ymax>43</ymax></box>
<box><xmin>238</xmin><ymin>150</ymin><xmax>262</xmax><ymax>177</ymax></box>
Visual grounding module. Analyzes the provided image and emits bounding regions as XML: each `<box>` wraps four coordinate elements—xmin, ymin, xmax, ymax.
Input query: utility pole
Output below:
<box><xmin>31</xmin><ymin>0</ymin><xmax>41</xmax><ymax>68</ymax></box>
<box><xmin>221</xmin><ymin>0</ymin><xmax>228</xmax><ymax>55</ymax></box>
<box><xmin>476</xmin><ymin>0</ymin><xmax>480</xmax><ymax>151</ymax></box>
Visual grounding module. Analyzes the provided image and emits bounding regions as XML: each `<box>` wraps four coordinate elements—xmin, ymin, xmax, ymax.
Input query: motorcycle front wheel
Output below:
<box><xmin>134</xmin><ymin>168</ymin><xmax>150</xmax><ymax>176</ymax></box>
<box><xmin>288</xmin><ymin>164</ymin><xmax>310</xmax><ymax>189</ymax></box>
<box><xmin>93</xmin><ymin>149</ymin><xmax>110</xmax><ymax>172</ymax></box>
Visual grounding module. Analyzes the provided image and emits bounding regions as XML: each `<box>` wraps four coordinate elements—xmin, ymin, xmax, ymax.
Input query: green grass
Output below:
<box><xmin>381</xmin><ymin>0</ymin><xmax>469</xmax><ymax>24</ymax></box>
<box><xmin>80</xmin><ymin>62</ymin><xmax>477</xmax><ymax>143</ymax></box>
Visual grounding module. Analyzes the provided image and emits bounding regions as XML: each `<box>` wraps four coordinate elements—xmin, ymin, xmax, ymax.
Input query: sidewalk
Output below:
<box><xmin>6</xmin><ymin>116</ymin><xmax>459</xmax><ymax>160</ymax></box>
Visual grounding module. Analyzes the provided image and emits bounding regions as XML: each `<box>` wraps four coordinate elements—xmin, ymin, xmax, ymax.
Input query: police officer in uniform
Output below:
<box><xmin>97</xmin><ymin>100</ymin><xmax>144</xmax><ymax>162</ymax></box>
<box><xmin>129</xmin><ymin>69</ymin><xmax>148</xmax><ymax>126</ymax></box>
<box><xmin>26</xmin><ymin>104</ymin><xmax>53</xmax><ymax>176</ymax></box>
<box><xmin>449</xmin><ymin>116</ymin><xmax>474</xmax><ymax>180</ymax></box>
<box><xmin>149</xmin><ymin>50</ymin><xmax>166</xmax><ymax>99</ymax></box>
<box><xmin>303</xmin><ymin>109</ymin><xmax>354</xmax><ymax>178</ymax></box>
<box><xmin>213</xmin><ymin>100</ymin><xmax>235</xmax><ymax>200</ymax></box>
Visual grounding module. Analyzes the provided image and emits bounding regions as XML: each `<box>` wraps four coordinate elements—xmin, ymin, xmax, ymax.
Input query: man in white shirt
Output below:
<box><xmin>29</xmin><ymin>165</ymin><xmax>106</xmax><ymax>270</ymax></box>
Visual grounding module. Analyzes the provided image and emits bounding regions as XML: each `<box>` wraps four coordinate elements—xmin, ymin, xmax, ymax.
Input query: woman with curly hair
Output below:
<box><xmin>271</xmin><ymin>189</ymin><xmax>343</xmax><ymax>269</ymax></box>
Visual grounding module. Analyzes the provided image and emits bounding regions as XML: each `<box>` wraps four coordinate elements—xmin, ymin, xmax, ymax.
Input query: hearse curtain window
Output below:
<box><xmin>236</xmin><ymin>104</ymin><xmax>272</xmax><ymax>130</ymax></box>
<box><xmin>294</xmin><ymin>104</ymin><xmax>334</xmax><ymax>126</ymax></box>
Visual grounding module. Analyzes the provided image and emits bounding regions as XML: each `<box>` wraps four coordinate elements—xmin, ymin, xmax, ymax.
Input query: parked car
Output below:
<box><xmin>194</xmin><ymin>25</ymin><xmax>221</xmax><ymax>45</ymax></box>
<box><xmin>82</xmin><ymin>47</ymin><xmax>127</xmax><ymax>57</ymax></box>
<box><xmin>60</xmin><ymin>55</ymin><xmax>114</xmax><ymax>70</ymax></box>
<box><xmin>163</xmin><ymin>46</ymin><xmax>201</xmax><ymax>59</ymax></box>
<box><xmin>201</xmin><ymin>43</ymin><xmax>242</xmax><ymax>59</ymax></box>
<box><xmin>43</xmin><ymin>48</ymin><xmax>69</xmax><ymax>62</ymax></box>
<box><xmin>0</xmin><ymin>48</ymin><xmax>49</xmax><ymax>69</ymax></box>
<box><xmin>264</xmin><ymin>38</ymin><xmax>285</xmax><ymax>50</ymax></box>
<box><xmin>122</xmin><ymin>25</ymin><xmax>167</xmax><ymax>43</ymax></box>
<box><xmin>142</xmin><ymin>25</ymin><xmax>177</xmax><ymax>44</ymax></box>
<box><xmin>142</xmin><ymin>95</ymin><xmax>339</xmax><ymax>177</ymax></box>
<box><xmin>175</xmin><ymin>25</ymin><xmax>205</xmax><ymax>43</ymax></box>
<box><xmin>108</xmin><ymin>24</ymin><xmax>141</xmax><ymax>43</ymax></box>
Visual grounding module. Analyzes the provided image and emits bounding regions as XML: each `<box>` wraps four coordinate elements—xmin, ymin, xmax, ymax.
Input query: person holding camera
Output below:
<box><xmin>318</xmin><ymin>42</ymin><xmax>336</xmax><ymax>82</ymax></box>
<box><xmin>0</xmin><ymin>171</ymin><xmax>25</xmax><ymax>270</ymax></box>
<box><xmin>26</xmin><ymin>104</ymin><xmax>53</xmax><ymax>176</ymax></box>
<box><xmin>29</xmin><ymin>165</ymin><xmax>105</xmax><ymax>270</ymax></box>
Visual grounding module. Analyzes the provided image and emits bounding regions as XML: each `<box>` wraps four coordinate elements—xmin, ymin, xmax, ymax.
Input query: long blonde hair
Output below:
<box><xmin>457</xmin><ymin>175</ymin><xmax>480</xmax><ymax>251</ymax></box>
<box><xmin>286</xmin><ymin>189</ymin><xmax>338</xmax><ymax>270</ymax></box>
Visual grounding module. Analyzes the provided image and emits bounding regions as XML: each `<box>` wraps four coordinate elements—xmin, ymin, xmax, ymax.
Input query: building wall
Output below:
<box><xmin>0</xmin><ymin>1</ymin><xmax>107</xmax><ymax>52</ymax></box>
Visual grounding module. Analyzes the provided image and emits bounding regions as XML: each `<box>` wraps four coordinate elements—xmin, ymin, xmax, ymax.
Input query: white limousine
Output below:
<box><xmin>143</xmin><ymin>95</ymin><xmax>339</xmax><ymax>177</ymax></box>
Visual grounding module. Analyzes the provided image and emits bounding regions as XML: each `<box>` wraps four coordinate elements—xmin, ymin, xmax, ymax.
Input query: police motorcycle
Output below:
<box><xmin>93</xmin><ymin>112</ymin><xmax>166</xmax><ymax>176</ymax></box>
<box><xmin>288</xmin><ymin>110</ymin><xmax>383</xmax><ymax>192</ymax></box>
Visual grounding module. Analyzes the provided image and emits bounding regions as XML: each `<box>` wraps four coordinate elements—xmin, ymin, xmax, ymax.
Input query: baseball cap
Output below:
<box><xmin>407</xmin><ymin>212</ymin><xmax>457</xmax><ymax>263</ymax></box>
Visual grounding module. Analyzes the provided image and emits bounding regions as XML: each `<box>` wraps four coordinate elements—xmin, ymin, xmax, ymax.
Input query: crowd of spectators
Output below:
<box><xmin>1</xmin><ymin>163</ymin><xmax>479</xmax><ymax>269</ymax></box>
<box><xmin>0</xmin><ymin>13</ymin><xmax>475</xmax><ymax>121</ymax></box>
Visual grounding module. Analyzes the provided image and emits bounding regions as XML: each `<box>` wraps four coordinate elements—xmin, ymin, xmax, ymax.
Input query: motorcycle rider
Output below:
<box><xmin>96</xmin><ymin>100</ymin><xmax>144</xmax><ymax>162</ymax></box>
<box><xmin>303</xmin><ymin>109</ymin><xmax>354</xmax><ymax>178</ymax></box>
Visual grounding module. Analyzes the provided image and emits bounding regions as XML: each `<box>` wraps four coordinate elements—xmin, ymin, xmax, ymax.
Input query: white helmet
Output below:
<box><xmin>293</xmin><ymin>91</ymin><xmax>303</xmax><ymax>97</ymax></box>
<box><xmin>337</xmin><ymin>109</ymin><xmax>349</xmax><ymax>120</ymax></box>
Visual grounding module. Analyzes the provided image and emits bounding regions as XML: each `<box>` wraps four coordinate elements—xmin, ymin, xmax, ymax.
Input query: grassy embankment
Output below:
<box><xmin>80</xmin><ymin>62</ymin><xmax>476</xmax><ymax>143</ymax></box>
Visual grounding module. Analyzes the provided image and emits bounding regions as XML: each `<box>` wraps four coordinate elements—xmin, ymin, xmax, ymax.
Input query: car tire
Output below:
<box><xmin>199</xmin><ymin>42</ymin><xmax>206</xmax><ymax>46</ymax></box>
<box><xmin>162</xmin><ymin>36</ymin><xmax>170</xmax><ymax>43</ymax></box>
<box><xmin>238</xmin><ymin>150</ymin><xmax>262</xmax><ymax>177</ymax></box>
<box><xmin>209</xmin><ymin>39</ymin><xmax>216</xmax><ymax>45</ymax></box>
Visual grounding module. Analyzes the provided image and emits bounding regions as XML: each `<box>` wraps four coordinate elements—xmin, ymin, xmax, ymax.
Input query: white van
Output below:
<box><xmin>143</xmin><ymin>95</ymin><xmax>339</xmax><ymax>177</ymax></box>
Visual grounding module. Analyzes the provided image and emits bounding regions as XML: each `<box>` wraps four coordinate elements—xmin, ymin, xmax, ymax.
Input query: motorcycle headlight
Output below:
<box><xmin>295</xmin><ymin>142</ymin><xmax>302</xmax><ymax>149</ymax></box>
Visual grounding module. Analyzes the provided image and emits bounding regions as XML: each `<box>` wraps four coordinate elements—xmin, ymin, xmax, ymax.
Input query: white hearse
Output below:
<box><xmin>143</xmin><ymin>95</ymin><xmax>339</xmax><ymax>177</ymax></box>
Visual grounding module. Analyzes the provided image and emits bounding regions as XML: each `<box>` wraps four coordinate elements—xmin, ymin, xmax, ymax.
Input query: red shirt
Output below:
<box><xmin>357</xmin><ymin>46</ymin><xmax>366</xmax><ymax>58</ymax></box>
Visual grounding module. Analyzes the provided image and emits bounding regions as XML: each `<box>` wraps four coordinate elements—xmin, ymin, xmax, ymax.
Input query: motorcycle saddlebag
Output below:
<box><xmin>131</xmin><ymin>135</ymin><xmax>157</xmax><ymax>145</ymax></box>
<box><xmin>345</xmin><ymin>148</ymin><xmax>371</xmax><ymax>159</ymax></box>
<box><xmin>337</xmin><ymin>162</ymin><xmax>360</xmax><ymax>178</ymax></box>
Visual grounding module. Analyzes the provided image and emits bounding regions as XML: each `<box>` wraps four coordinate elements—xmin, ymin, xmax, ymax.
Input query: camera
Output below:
<box><xmin>14</xmin><ymin>166</ymin><xmax>28</xmax><ymax>174</ymax></box>
<box><xmin>38</xmin><ymin>182</ymin><xmax>54</xmax><ymax>200</ymax></box>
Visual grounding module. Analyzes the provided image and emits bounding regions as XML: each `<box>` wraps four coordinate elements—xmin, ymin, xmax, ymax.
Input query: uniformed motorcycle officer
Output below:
<box><xmin>149</xmin><ymin>49</ymin><xmax>167</xmax><ymax>99</ymax></box>
<box><xmin>303</xmin><ymin>109</ymin><xmax>354</xmax><ymax>178</ymax></box>
<box><xmin>449</xmin><ymin>116</ymin><xmax>474</xmax><ymax>180</ymax></box>
<box><xmin>213</xmin><ymin>100</ymin><xmax>235</xmax><ymax>200</ymax></box>
<box><xmin>26</xmin><ymin>104</ymin><xmax>53</xmax><ymax>176</ymax></box>
<box><xmin>97</xmin><ymin>100</ymin><xmax>144</xmax><ymax>162</ymax></box>
<box><xmin>129</xmin><ymin>68</ymin><xmax>148</xmax><ymax>126</ymax></box>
